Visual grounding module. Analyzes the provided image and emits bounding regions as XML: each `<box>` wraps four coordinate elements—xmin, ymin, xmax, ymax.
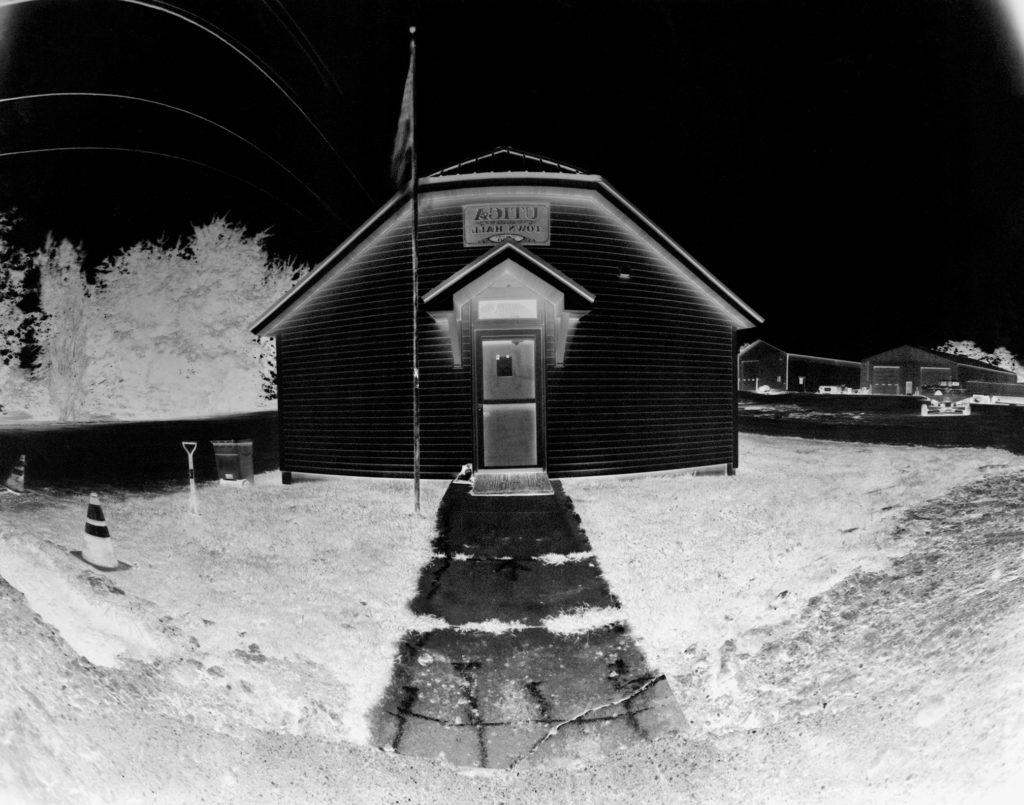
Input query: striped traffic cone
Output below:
<box><xmin>4</xmin><ymin>454</ymin><xmax>25</xmax><ymax>494</ymax></box>
<box><xmin>82</xmin><ymin>493</ymin><xmax>118</xmax><ymax>570</ymax></box>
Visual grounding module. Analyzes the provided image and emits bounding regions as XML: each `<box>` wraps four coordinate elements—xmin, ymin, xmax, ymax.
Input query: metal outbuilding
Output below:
<box><xmin>861</xmin><ymin>345</ymin><xmax>1017</xmax><ymax>395</ymax></box>
<box><xmin>737</xmin><ymin>340</ymin><xmax>862</xmax><ymax>393</ymax></box>
<box><xmin>252</xmin><ymin>148</ymin><xmax>762</xmax><ymax>479</ymax></box>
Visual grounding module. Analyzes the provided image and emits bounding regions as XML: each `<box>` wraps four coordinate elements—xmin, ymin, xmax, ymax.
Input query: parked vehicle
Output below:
<box><xmin>921</xmin><ymin>383</ymin><xmax>972</xmax><ymax>403</ymax></box>
<box><xmin>921</xmin><ymin>397</ymin><xmax>971</xmax><ymax>416</ymax></box>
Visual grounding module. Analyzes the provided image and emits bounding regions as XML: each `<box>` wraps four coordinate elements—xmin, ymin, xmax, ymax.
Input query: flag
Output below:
<box><xmin>391</xmin><ymin>39</ymin><xmax>415</xmax><ymax>188</ymax></box>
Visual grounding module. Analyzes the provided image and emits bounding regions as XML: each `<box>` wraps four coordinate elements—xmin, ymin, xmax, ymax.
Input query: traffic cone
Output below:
<box><xmin>4</xmin><ymin>454</ymin><xmax>25</xmax><ymax>494</ymax></box>
<box><xmin>82</xmin><ymin>493</ymin><xmax>118</xmax><ymax>570</ymax></box>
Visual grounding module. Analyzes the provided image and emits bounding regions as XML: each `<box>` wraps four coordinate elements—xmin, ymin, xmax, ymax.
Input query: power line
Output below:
<box><xmin>146</xmin><ymin>0</ymin><xmax>303</xmax><ymax>97</ymax></box>
<box><xmin>0</xmin><ymin>145</ymin><xmax>318</xmax><ymax>221</ymax></box>
<box><xmin>0</xmin><ymin>91</ymin><xmax>343</xmax><ymax>220</ymax></box>
<box><xmin>261</xmin><ymin>0</ymin><xmax>346</xmax><ymax>100</ymax></box>
<box><xmin>0</xmin><ymin>0</ymin><xmax>373</xmax><ymax>203</ymax></box>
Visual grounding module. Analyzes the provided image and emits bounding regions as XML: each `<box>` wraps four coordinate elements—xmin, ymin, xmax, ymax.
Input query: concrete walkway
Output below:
<box><xmin>369</xmin><ymin>480</ymin><xmax>682</xmax><ymax>769</ymax></box>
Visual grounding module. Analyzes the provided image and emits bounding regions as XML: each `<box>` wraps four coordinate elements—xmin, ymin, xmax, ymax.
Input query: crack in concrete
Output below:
<box><xmin>509</xmin><ymin>673</ymin><xmax>666</xmax><ymax>769</ymax></box>
<box><xmin>525</xmin><ymin>680</ymin><xmax>552</xmax><ymax>721</ymax></box>
<box><xmin>608</xmin><ymin>658</ymin><xmax>649</xmax><ymax>739</ymax></box>
<box><xmin>495</xmin><ymin>557</ymin><xmax>533</xmax><ymax>582</ymax></box>
<box><xmin>389</xmin><ymin>633</ymin><xmax>431</xmax><ymax>752</ymax></box>
<box><xmin>384</xmin><ymin>705</ymin><xmax>654</xmax><ymax>730</ymax></box>
<box><xmin>453</xmin><ymin>661</ymin><xmax>487</xmax><ymax>767</ymax></box>
<box><xmin>391</xmin><ymin>685</ymin><xmax>420</xmax><ymax>752</ymax></box>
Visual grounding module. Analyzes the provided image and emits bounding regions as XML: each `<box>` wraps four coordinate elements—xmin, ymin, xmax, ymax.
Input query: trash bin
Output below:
<box><xmin>211</xmin><ymin>439</ymin><xmax>254</xmax><ymax>486</ymax></box>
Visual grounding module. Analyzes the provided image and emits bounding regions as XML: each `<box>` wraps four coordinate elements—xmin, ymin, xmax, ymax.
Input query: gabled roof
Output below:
<box><xmin>865</xmin><ymin>344</ymin><xmax>1016</xmax><ymax>375</ymax></box>
<box><xmin>422</xmin><ymin>242</ymin><xmax>594</xmax><ymax>309</ymax></box>
<box><xmin>738</xmin><ymin>339</ymin><xmax>860</xmax><ymax>366</ymax></box>
<box><xmin>737</xmin><ymin>339</ymin><xmax>783</xmax><ymax>358</ymax></box>
<box><xmin>421</xmin><ymin>168</ymin><xmax>763</xmax><ymax>330</ymax></box>
<box><xmin>787</xmin><ymin>351</ymin><xmax>862</xmax><ymax>367</ymax></box>
<box><xmin>252</xmin><ymin>152</ymin><xmax>763</xmax><ymax>336</ymax></box>
<box><xmin>431</xmin><ymin>146</ymin><xmax>584</xmax><ymax>177</ymax></box>
<box><xmin>919</xmin><ymin>346</ymin><xmax>1016</xmax><ymax>373</ymax></box>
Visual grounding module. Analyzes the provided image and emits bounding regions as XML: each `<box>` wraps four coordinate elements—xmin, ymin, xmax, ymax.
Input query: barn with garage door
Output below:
<box><xmin>738</xmin><ymin>340</ymin><xmax>862</xmax><ymax>393</ymax></box>
<box><xmin>861</xmin><ymin>345</ymin><xmax>1016</xmax><ymax>395</ymax></box>
<box><xmin>252</xmin><ymin>147</ymin><xmax>762</xmax><ymax>480</ymax></box>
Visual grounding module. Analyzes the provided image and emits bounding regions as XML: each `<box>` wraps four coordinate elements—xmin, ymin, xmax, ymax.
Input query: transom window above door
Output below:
<box><xmin>478</xmin><ymin>298</ymin><xmax>538</xmax><ymax>320</ymax></box>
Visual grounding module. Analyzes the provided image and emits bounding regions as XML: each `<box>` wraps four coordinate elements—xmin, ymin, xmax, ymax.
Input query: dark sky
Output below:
<box><xmin>1</xmin><ymin>0</ymin><xmax>1024</xmax><ymax>360</ymax></box>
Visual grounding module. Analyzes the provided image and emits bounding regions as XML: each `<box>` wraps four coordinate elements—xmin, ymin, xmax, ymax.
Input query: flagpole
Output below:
<box><xmin>409</xmin><ymin>26</ymin><xmax>421</xmax><ymax>516</ymax></box>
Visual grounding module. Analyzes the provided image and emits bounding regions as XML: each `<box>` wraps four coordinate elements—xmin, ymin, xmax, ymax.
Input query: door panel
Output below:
<box><xmin>921</xmin><ymin>367</ymin><xmax>951</xmax><ymax>388</ymax></box>
<box><xmin>873</xmin><ymin>366</ymin><xmax>900</xmax><ymax>395</ymax></box>
<box><xmin>477</xmin><ymin>333</ymin><xmax>541</xmax><ymax>469</ymax></box>
<box><xmin>740</xmin><ymin>360</ymin><xmax>759</xmax><ymax>391</ymax></box>
<box><xmin>482</xmin><ymin>403</ymin><xmax>537</xmax><ymax>466</ymax></box>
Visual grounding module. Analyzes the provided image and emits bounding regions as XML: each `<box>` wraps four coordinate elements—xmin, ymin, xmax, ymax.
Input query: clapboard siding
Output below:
<box><xmin>269</xmin><ymin>179</ymin><xmax>754</xmax><ymax>478</ymax></box>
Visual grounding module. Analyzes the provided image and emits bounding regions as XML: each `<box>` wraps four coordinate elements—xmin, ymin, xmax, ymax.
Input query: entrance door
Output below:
<box><xmin>921</xmin><ymin>367</ymin><xmax>952</xmax><ymax>389</ymax></box>
<box><xmin>476</xmin><ymin>331</ymin><xmax>542</xmax><ymax>469</ymax></box>
<box><xmin>739</xmin><ymin>360</ymin><xmax>759</xmax><ymax>391</ymax></box>
<box><xmin>872</xmin><ymin>366</ymin><xmax>900</xmax><ymax>395</ymax></box>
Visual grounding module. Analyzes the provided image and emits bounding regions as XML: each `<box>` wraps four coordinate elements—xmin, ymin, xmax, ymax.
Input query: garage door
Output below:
<box><xmin>740</xmin><ymin>360</ymin><xmax>759</xmax><ymax>391</ymax></box>
<box><xmin>872</xmin><ymin>366</ymin><xmax>900</xmax><ymax>395</ymax></box>
<box><xmin>920</xmin><ymin>367</ymin><xmax>952</xmax><ymax>389</ymax></box>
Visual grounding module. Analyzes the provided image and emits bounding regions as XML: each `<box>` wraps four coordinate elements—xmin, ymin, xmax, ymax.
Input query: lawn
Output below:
<box><xmin>1</xmin><ymin>432</ymin><xmax>1022</xmax><ymax>803</ymax></box>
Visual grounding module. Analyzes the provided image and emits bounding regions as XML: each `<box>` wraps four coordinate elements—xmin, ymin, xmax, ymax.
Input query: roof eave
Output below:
<box><xmin>787</xmin><ymin>352</ymin><xmax>862</xmax><ymax>367</ymax></box>
<box><xmin>422</xmin><ymin>241</ymin><xmax>595</xmax><ymax>306</ymax></box>
<box><xmin>594</xmin><ymin>178</ymin><xmax>763</xmax><ymax>329</ymax></box>
<box><xmin>866</xmin><ymin>345</ymin><xmax>1017</xmax><ymax>376</ymax></box>
<box><xmin>254</xmin><ymin>170</ymin><xmax>764</xmax><ymax>335</ymax></box>
<box><xmin>737</xmin><ymin>339</ymin><xmax>775</xmax><ymax>357</ymax></box>
<box><xmin>250</xmin><ymin>190</ymin><xmax>410</xmax><ymax>336</ymax></box>
<box><xmin>425</xmin><ymin>172</ymin><xmax>762</xmax><ymax>328</ymax></box>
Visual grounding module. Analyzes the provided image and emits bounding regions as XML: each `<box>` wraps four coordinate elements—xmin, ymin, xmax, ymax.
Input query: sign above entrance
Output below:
<box><xmin>463</xmin><ymin>203</ymin><xmax>550</xmax><ymax>246</ymax></box>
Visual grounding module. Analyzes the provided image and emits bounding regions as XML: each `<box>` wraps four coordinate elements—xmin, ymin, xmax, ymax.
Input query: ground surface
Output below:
<box><xmin>369</xmin><ymin>482</ymin><xmax>680</xmax><ymax>769</ymax></box>
<box><xmin>1</xmin><ymin>433</ymin><xmax>1023</xmax><ymax>802</ymax></box>
<box><xmin>738</xmin><ymin>391</ymin><xmax>1024</xmax><ymax>453</ymax></box>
